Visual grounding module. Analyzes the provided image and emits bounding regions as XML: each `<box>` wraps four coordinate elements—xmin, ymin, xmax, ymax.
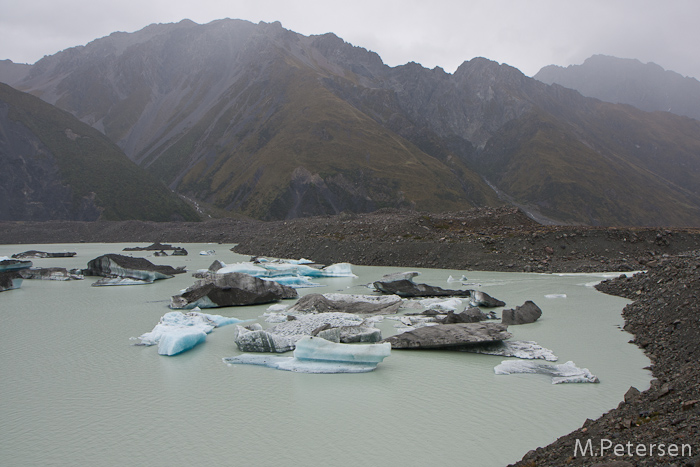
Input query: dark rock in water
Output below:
<box><xmin>0</xmin><ymin>271</ymin><xmax>23</xmax><ymax>291</ymax></box>
<box><xmin>373</xmin><ymin>279</ymin><xmax>472</xmax><ymax>297</ymax></box>
<box><xmin>12</xmin><ymin>250</ymin><xmax>76</xmax><ymax>259</ymax></box>
<box><xmin>441</xmin><ymin>307</ymin><xmax>490</xmax><ymax>324</ymax></box>
<box><xmin>154</xmin><ymin>250</ymin><xmax>168</xmax><ymax>257</ymax></box>
<box><xmin>501</xmin><ymin>300</ymin><xmax>542</xmax><ymax>325</ymax></box>
<box><xmin>192</xmin><ymin>260</ymin><xmax>226</xmax><ymax>279</ymax></box>
<box><xmin>171</xmin><ymin>272</ymin><xmax>298</xmax><ymax>309</ymax></box>
<box><xmin>124</xmin><ymin>242</ymin><xmax>177</xmax><ymax>251</ymax></box>
<box><xmin>469</xmin><ymin>290</ymin><xmax>505</xmax><ymax>307</ymax></box>
<box><xmin>171</xmin><ymin>248</ymin><xmax>188</xmax><ymax>256</ymax></box>
<box><xmin>381</xmin><ymin>322</ymin><xmax>512</xmax><ymax>349</ymax></box>
<box><xmin>83</xmin><ymin>254</ymin><xmax>185</xmax><ymax>281</ymax></box>
<box><xmin>20</xmin><ymin>267</ymin><xmax>83</xmax><ymax>281</ymax></box>
<box><xmin>0</xmin><ymin>258</ymin><xmax>33</xmax><ymax>272</ymax></box>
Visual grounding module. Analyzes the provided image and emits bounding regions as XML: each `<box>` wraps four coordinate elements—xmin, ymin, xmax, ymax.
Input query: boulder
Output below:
<box><xmin>235</xmin><ymin>324</ymin><xmax>299</xmax><ymax>353</ymax></box>
<box><xmin>288</xmin><ymin>293</ymin><xmax>402</xmax><ymax>314</ymax></box>
<box><xmin>441</xmin><ymin>307</ymin><xmax>491</xmax><ymax>324</ymax></box>
<box><xmin>501</xmin><ymin>300</ymin><xmax>542</xmax><ymax>325</ymax></box>
<box><xmin>381</xmin><ymin>322</ymin><xmax>512</xmax><ymax>349</ymax></box>
<box><xmin>170</xmin><ymin>272</ymin><xmax>298</xmax><ymax>309</ymax></box>
<box><xmin>83</xmin><ymin>254</ymin><xmax>185</xmax><ymax>281</ymax></box>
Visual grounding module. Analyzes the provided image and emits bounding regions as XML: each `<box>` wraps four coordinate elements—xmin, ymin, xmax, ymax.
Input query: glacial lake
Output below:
<box><xmin>0</xmin><ymin>243</ymin><xmax>651</xmax><ymax>467</ymax></box>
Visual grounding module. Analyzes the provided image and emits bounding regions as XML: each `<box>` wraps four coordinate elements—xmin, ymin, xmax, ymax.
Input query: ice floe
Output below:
<box><xmin>136</xmin><ymin>310</ymin><xmax>246</xmax><ymax>356</ymax></box>
<box><xmin>224</xmin><ymin>336</ymin><xmax>391</xmax><ymax>373</ymax></box>
<box><xmin>494</xmin><ymin>360</ymin><xmax>599</xmax><ymax>384</ymax></box>
<box><xmin>463</xmin><ymin>341</ymin><xmax>558</xmax><ymax>361</ymax></box>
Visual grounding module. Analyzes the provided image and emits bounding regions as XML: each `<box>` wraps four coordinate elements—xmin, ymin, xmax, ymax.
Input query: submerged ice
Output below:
<box><xmin>494</xmin><ymin>360</ymin><xmax>599</xmax><ymax>384</ymax></box>
<box><xmin>224</xmin><ymin>336</ymin><xmax>391</xmax><ymax>373</ymax></box>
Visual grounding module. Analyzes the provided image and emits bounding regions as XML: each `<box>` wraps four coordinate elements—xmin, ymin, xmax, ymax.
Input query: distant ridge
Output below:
<box><xmin>3</xmin><ymin>21</ymin><xmax>700</xmax><ymax>226</ymax></box>
<box><xmin>535</xmin><ymin>54</ymin><xmax>700</xmax><ymax>121</ymax></box>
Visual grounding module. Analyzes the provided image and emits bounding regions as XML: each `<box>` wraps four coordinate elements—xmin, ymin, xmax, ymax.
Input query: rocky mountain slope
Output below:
<box><xmin>4</xmin><ymin>20</ymin><xmax>700</xmax><ymax>226</ymax></box>
<box><xmin>0</xmin><ymin>82</ymin><xmax>199</xmax><ymax>221</ymax></box>
<box><xmin>535</xmin><ymin>54</ymin><xmax>700</xmax><ymax>121</ymax></box>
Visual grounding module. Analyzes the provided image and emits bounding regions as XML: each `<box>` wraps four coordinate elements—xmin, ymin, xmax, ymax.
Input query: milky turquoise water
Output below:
<box><xmin>0</xmin><ymin>243</ymin><xmax>651</xmax><ymax>467</ymax></box>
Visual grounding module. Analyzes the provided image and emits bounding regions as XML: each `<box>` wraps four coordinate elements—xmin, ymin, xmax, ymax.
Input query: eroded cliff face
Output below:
<box><xmin>0</xmin><ymin>105</ymin><xmax>101</xmax><ymax>221</ymax></box>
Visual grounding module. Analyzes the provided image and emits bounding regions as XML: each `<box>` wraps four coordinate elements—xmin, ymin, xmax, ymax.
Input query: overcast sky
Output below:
<box><xmin>1</xmin><ymin>0</ymin><xmax>698</xmax><ymax>79</ymax></box>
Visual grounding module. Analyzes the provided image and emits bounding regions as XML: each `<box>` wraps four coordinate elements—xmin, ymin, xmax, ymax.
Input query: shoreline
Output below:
<box><xmin>2</xmin><ymin>209</ymin><xmax>699</xmax><ymax>466</ymax></box>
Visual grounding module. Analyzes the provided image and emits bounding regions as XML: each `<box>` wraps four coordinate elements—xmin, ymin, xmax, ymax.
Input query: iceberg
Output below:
<box><xmin>93</xmin><ymin>277</ymin><xmax>153</xmax><ymax>286</ymax></box>
<box><xmin>260</xmin><ymin>275</ymin><xmax>323</xmax><ymax>288</ymax></box>
<box><xmin>170</xmin><ymin>272</ymin><xmax>298</xmax><ymax>309</ymax></box>
<box><xmin>20</xmin><ymin>267</ymin><xmax>84</xmax><ymax>281</ymax></box>
<box><xmin>0</xmin><ymin>271</ymin><xmax>23</xmax><ymax>292</ymax></box>
<box><xmin>83</xmin><ymin>254</ymin><xmax>185</xmax><ymax>282</ymax></box>
<box><xmin>288</xmin><ymin>293</ymin><xmax>403</xmax><ymax>314</ymax></box>
<box><xmin>419</xmin><ymin>297</ymin><xmax>464</xmax><ymax>312</ymax></box>
<box><xmin>224</xmin><ymin>336</ymin><xmax>391</xmax><ymax>373</ymax></box>
<box><xmin>136</xmin><ymin>310</ymin><xmax>246</xmax><ymax>356</ymax></box>
<box><xmin>235</xmin><ymin>324</ymin><xmax>299</xmax><ymax>353</ymax></box>
<box><xmin>234</xmin><ymin>312</ymin><xmax>382</xmax><ymax>352</ymax></box>
<box><xmin>464</xmin><ymin>341</ymin><xmax>558</xmax><ymax>361</ymax></box>
<box><xmin>494</xmin><ymin>360</ymin><xmax>599</xmax><ymax>384</ymax></box>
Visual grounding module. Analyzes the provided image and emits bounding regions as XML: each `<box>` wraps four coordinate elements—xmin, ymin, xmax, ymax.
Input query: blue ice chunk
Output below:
<box><xmin>260</xmin><ymin>275</ymin><xmax>323</xmax><ymax>288</ymax></box>
<box><xmin>136</xmin><ymin>310</ymin><xmax>246</xmax><ymax>356</ymax></box>
<box><xmin>158</xmin><ymin>328</ymin><xmax>207</xmax><ymax>355</ymax></box>
<box><xmin>224</xmin><ymin>336</ymin><xmax>390</xmax><ymax>373</ymax></box>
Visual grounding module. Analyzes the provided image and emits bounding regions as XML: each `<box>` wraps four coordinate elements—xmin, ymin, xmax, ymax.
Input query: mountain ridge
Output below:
<box><xmin>3</xmin><ymin>20</ymin><xmax>700</xmax><ymax>226</ymax></box>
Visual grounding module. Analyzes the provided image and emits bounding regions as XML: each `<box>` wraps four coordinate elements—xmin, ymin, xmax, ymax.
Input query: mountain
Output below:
<box><xmin>534</xmin><ymin>55</ymin><xmax>700</xmax><ymax>121</ymax></box>
<box><xmin>5</xmin><ymin>20</ymin><xmax>700</xmax><ymax>226</ymax></box>
<box><xmin>0</xmin><ymin>82</ymin><xmax>200</xmax><ymax>221</ymax></box>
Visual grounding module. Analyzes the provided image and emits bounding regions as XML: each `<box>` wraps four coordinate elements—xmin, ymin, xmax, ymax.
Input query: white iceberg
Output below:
<box><xmin>224</xmin><ymin>336</ymin><xmax>390</xmax><ymax>373</ymax></box>
<box><xmin>261</xmin><ymin>275</ymin><xmax>323</xmax><ymax>288</ymax></box>
<box><xmin>545</xmin><ymin>294</ymin><xmax>567</xmax><ymax>299</ymax></box>
<box><xmin>464</xmin><ymin>340</ymin><xmax>558</xmax><ymax>361</ymax></box>
<box><xmin>494</xmin><ymin>360</ymin><xmax>599</xmax><ymax>384</ymax></box>
<box><xmin>447</xmin><ymin>275</ymin><xmax>469</xmax><ymax>283</ymax></box>
<box><xmin>136</xmin><ymin>310</ymin><xmax>246</xmax><ymax>356</ymax></box>
<box><xmin>93</xmin><ymin>277</ymin><xmax>154</xmax><ymax>286</ymax></box>
<box><xmin>419</xmin><ymin>297</ymin><xmax>464</xmax><ymax>312</ymax></box>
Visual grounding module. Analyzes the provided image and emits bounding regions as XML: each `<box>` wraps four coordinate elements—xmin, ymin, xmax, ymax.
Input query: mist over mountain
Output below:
<box><xmin>3</xmin><ymin>20</ymin><xmax>700</xmax><ymax>226</ymax></box>
<box><xmin>0</xmin><ymin>82</ymin><xmax>199</xmax><ymax>221</ymax></box>
<box><xmin>535</xmin><ymin>55</ymin><xmax>700</xmax><ymax>121</ymax></box>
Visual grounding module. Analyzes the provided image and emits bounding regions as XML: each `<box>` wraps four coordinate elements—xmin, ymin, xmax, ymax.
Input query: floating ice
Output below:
<box><xmin>545</xmin><ymin>294</ymin><xmax>567</xmax><ymax>299</ymax></box>
<box><xmin>494</xmin><ymin>360</ymin><xmax>599</xmax><ymax>384</ymax></box>
<box><xmin>447</xmin><ymin>275</ymin><xmax>469</xmax><ymax>283</ymax></box>
<box><xmin>464</xmin><ymin>341</ymin><xmax>558</xmax><ymax>361</ymax></box>
<box><xmin>93</xmin><ymin>277</ymin><xmax>153</xmax><ymax>286</ymax></box>
<box><xmin>199</xmin><ymin>250</ymin><xmax>215</xmax><ymax>256</ymax></box>
<box><xmin>261</xmin><ymin>275</ymin><xmax>322</xmax><ymax>288</ymax></box>
<box><xmin>224</xmin><ymin>336</ymin><xmax>391</xmax><ymax>373</ymax></box>
<box><xmin>198</xmin><ymin>260</ymin><xmax>354</xmax><ymax>287</ymax></box>
<box><xmin>137</xmin><ymin>310</ymin><xmax>246</xmax><ymax>356</ymax></box>
<box><xmin>419</xmin><ymin>297</ymin><xmax>464</xmax><ymax>312</ymax></box>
